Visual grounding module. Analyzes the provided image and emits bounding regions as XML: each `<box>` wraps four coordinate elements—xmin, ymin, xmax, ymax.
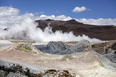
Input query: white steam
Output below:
<box><xmin>0</xmin><ymin>16</ymin><xmax>102</xmax><ymax>42</ymax></box>
<box><xmin>2</xmin><ymin>6</ymin><xmax>116</xmax><ymax>42</ymax></box>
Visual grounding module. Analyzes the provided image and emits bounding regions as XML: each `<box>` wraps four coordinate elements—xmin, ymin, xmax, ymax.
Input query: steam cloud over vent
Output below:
<box><xmin>0</xmin><ymin>16</ymin><xmax>102</xmax><ymax>42</ymax></box>
<box><xmin>1</xmin><ymin>6</ymin><xmax>116</xmax><ymax>42</ymax></box>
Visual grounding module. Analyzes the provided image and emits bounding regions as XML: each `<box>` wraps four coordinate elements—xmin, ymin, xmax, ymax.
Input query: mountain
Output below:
<box><xmin>35</xmin><ymin>19</ymin><xmax>116</xmax><ymax>40</ymax></box>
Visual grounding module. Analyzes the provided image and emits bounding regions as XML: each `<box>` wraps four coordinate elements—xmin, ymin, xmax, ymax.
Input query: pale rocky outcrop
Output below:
<box><xmin>0</xmin><ymin>40</ymin><xmax>116</xmax><ymax>77</ymax></box>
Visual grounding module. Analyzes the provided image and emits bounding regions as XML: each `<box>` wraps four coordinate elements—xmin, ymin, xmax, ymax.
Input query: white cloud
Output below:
<box><xmin>54</xmin><ymin>15</ymin><xmax>72</xmax><ymax>21</ymax></box>
<box><xmin>35</xmin><ymin>14</ymin><xmax>72</xmax><ymax>21</ymax></box>
<box><xmin>76</xmin><ymin>18</ymin><xmax>116</xmax><ymax>25</ymax></box>
<box><xmin>0</xmin><ymin>6</ymin><xmax>20</xmax><ymax>17</ymax></box>
<box><xmin>72</xmin><ymin>6</ymin><xmax>90</xmax><ymax>13</ymax></box>
<box><xmin>0</xmin><ymin>16</ymin><xmax>102</xmax><ymax>42</ymax></box>
<box><xmin>37</xmin><ymin>14</ymin><xmax>116</xmax><ymax>25</ymax></box>
<box><xmin>35</xmin><ymin>12</ymin><xmax>44</xmax><ymax>15</ymax></box>
<box><xmin>0</xmin><ymin>6</ymin><xmax>116</xmax><ymax>27</ymax></box>
<box><xmin>38</xmin><ymin>14</ymin><xmax>55</xmax><ymax>20</ymax></box>
<box><xmin>0</xmin><ymin>6</ymin><xmax>102</xmax><ymax>42</ymax></box>
<box><xmin>0</xmin><ymin>6</ymin><xmax>116</xmax><ymax>42</ymax></box>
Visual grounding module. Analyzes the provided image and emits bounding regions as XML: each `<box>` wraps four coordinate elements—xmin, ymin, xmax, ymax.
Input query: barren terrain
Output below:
<box><xmin>0</xmin><ymin>40</ymin><xmax>116</xmax><ymax>77</ymax></box>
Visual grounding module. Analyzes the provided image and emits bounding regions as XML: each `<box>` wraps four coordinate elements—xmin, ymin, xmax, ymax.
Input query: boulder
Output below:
<box><xmin>42</xmin><ymin>40</ymin><xmax>92</xmax><ymax>55</ymax></box>
<box><xmin>104</xmin><ymin>51</ymin><xmax>116</xmax><ymax>63</ymax></box>
<box><xmin>59</xmin><ymin>40</ymin><xmax>93</xmax><ymax>54</ymax></box>
<box><xmin>42</xmin><ymin>41</ymin><xmax>68</xmax><ymax>54</ymax></box>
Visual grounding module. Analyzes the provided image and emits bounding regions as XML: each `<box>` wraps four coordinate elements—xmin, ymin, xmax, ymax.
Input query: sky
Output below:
<box><xmin>0</xmin><ymin>0</ymin><xmax>116</xmax><ymax>41</ymax></box>
<box><xmin>0</xmin><ymin>0</ymin><xmax>116</xmax><ymax>27</ymax></box>
<box><xmin>0</xmin><ymin>0</ymin><xmax>116</xmax><ymax>19</ymax></box>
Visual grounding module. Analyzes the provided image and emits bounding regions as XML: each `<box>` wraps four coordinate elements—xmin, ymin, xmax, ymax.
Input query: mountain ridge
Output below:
<box><xmin>35</xmin><ymin>19</ymin><xmax>116</xmax><ymax>40</ymax></box>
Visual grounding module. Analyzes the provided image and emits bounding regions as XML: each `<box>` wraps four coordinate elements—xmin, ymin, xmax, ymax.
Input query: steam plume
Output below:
<box><xmin>0</xmin><ymin>17</ymin><xmax>102</xmax><ymax>42</ymax></box>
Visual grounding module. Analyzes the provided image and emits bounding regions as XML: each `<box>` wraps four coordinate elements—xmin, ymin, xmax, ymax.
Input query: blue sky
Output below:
<box><xmin>0</xmin><ymin>0</ymin><xmax>116</xmax><ymax>41</ymax></box>
<box><xmin>0</xmin><ymin>0</ymin><xmax>116</xmax><ymax>19</ymax></box>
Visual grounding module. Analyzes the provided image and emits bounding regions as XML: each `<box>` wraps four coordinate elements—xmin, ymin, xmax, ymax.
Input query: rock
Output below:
<box><xmin>92</xmin><ymin>40</ymin><xmax>116</xmax><ymax>54</ymax></box>
<box><xmin>1</xmin><ymin>40</ymin><xmax>116</xmax><ymax>77</ymax></box>
<box><xmin>0</xmin><ymin>70</ymin><xmax>7</xmax><ymax>77</ymax></box>
<box><xmin>34</xmin><ymin>45</ymin><xmax>46</xmax><ymax>52</ymax></box>
<box><xmin>114</xmin><ymin>51</ymin><xmax>116</xmax><ymax>54</ymax></box>
<box><xmin>1</xmin><ymin>50</ymin><xmax>116</xmax><ymax>77</ymax></box>
<box><xmin>42</xmin><ymin>41</ymin><xmax>68</xmax><ymax>54</ymax></box>
<box><xmin>59</xmin><ymin>40</ymin><xmax>92</xmax><ymax>54</ymax></box>
<box><xmin>38</xmin><ymin>69</ymin><xmax>76</xmax><ymax>77</ymax></box>
<box><xmin>7</xmin><ymin>72</ymin><xmax>27</xmax><ymax>77</ymax></box>
<box><xmin>15</xmin><ymin>43</ymin><xmax>41</xmax><ymax>54</ymax></box>
<box><xmin>104</xmin><ymin>51</ymin><xmax>116</xmax><ymax>63</ymax></box>
<box><xmin>42</xmin><ymin>40</ymin><xmax>92</xmax><ymax>55</ymax></box>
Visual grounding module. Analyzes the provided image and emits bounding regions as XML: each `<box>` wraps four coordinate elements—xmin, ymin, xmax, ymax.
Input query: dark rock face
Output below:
<box><xmin>111</xmin><ymin>43</ymin><xmax>116</xmax><ymax>50</ymax></box>
<box><xmin>92</xmin><ymin>40</ymin><xmax>116</xmax><ymax>54</ymax></box>
<box><xmin>4</xmin><ymin>28</ymin><xmax>8</xmax><ymax>31</ymax></box>
<box><xmin>35</xmin><ymin>19</ymin><xmax>116</xmax><ymax>40</ymax></box>
<box><xmin>92</xmin><ymin>40</ymin><xmax>116</xmax><ymax>63</ymax></box>
<box><xmin>114</xmin><ymin>51</ymin><xmax>116</xmax><ymax>54</ymax></box>
<box><xmin>0</xmin><ymin>64</ymin><xmax>28</xmax><ymax>77</ymax></box>
<box><xmin>45</xmin><ymin>19</ymin><xmax>53</xmax><ymax>21</ymax></box>
<box><xmin>42</xmin><ymin>41</ymin><xmax>68</xmax><ymax>54</ymax></box>
<box><xmin>0</xmin><ymin>69</ymin><xmax>75</xmax><ymax>77</ymax></box>
<box><xmin>39</xmin><ymin>69</ymin><xmax>75</xmax><ymax>77</ymax></box>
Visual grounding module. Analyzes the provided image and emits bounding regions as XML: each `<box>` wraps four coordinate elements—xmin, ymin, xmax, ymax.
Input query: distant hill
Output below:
<box><xmin>35</xmin><ymin>19</ymin><xmax>116</xmax><ymax>40</ymax></box>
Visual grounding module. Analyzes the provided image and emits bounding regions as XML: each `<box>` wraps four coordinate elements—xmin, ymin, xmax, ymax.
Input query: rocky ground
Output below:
<box><xmin>0</xmin><ymin>40</ymin><xmax>116</xmax><ymax>77</ymax></box>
